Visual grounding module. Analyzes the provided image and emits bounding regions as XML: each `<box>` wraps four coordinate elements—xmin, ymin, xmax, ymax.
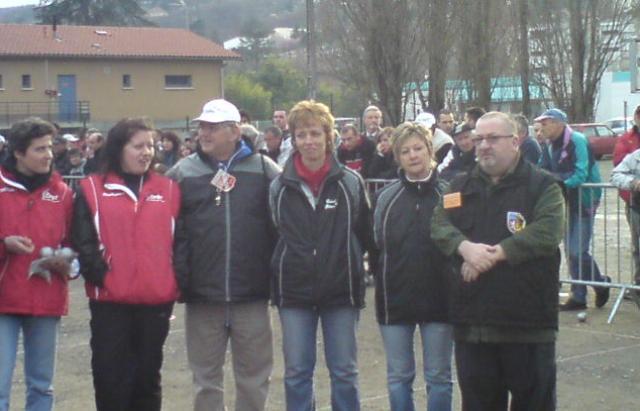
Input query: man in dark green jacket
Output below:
<box><xmin>431</xmin><ymin>111</ymin><xmax>565</xmax><ymax>411</ymax></box>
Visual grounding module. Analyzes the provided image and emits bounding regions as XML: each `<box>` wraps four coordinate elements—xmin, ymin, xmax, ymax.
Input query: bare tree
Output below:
<box><xmin>455</xmin><ymin>0</ymin><xmax>514</xmax><ymax>111</ymax></box>
<box><xmin>515</xmin><ymin>0</ymin><xmax>532</xmax><ymax>117</ymax></box>
<box><xmin>318</xmin><ymin>0</ymin><xmax>429</xmax><ymax>125</ymax></box>
<box><xmin>532</xmin><ymin>0</ymin><xmax>638</xmax><ymax>121</ymax></box>
<box><xmin>423</xmin><ymin>0</ymin><xmax>457</xmax><ymax>113</ymax></box>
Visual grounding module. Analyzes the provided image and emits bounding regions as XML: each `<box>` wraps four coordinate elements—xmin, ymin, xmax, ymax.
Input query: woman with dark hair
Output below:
<box><xmin>373</xmin><ymin>122</ymin><xmax>453</xmax><ymax>411</ymax></box>
<box><xmin>0</xmin><ymin>117</ymin><xmax>74</xmax><ymax>411</ymax></box>
<box><xmin>159</xmin><ymin>130</ymin><xmax>181</xmax><ymax>168</ymax></box>
<box><xmin>71</xmin><ymin>117</ymin><xmax>180</xmax><ymax>411</ymax></box>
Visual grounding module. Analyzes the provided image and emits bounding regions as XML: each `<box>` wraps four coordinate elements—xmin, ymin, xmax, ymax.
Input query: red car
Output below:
<box><xmin>570</xmin><ymin>123</ymin><xmax>619</xmax><ymax>159</ymax></box>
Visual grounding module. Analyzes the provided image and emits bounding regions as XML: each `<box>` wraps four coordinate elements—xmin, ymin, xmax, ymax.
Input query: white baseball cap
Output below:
<box><xmin>193</xmin><ymin>99</ymin><xmax>241</xmax><ymax>124</ymax></box>
<box><xmin>414</xmin><ymin>112</ymin><xmax>436</xmax><ymax>128</ymax></box>
<box><xmin>63</xmin><ymin>133</ymin><xmax>79</xmax><ymax>142</ymax></box>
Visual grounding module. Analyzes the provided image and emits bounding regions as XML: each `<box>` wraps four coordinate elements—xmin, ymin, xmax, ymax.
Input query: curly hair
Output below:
<box><xmin>8</xmin><ymin>117</ymin><xmax>57</xmax><ymax>155</ymax></box>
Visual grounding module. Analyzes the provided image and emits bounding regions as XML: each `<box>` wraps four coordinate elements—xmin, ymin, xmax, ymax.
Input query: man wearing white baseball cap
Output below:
<box><xmin>415</xmin><ymin>111</ymin><xmax>453</xmax><ymax>163</ymax></box>
<box><xmin>167</xmin><ymin>99</ymin><xmax>281</xmax><ymax>411</ymax></box>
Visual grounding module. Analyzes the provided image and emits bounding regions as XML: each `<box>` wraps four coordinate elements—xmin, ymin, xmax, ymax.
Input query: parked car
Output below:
<box><xmin>570</xmin><ymin>123</ymin><xmax>619</xmax><ymax>159</ymax></box>
<box><xmin>604</xmin><ymin>116</ymin><xmax>634</xmax><ymax>135</ymax></box>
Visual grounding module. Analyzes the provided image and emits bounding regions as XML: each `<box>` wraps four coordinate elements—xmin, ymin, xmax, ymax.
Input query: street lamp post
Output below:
<box><xmin>306</xmin><ymin>0</ymin><xmax>317</xmax><ymax>99</ymax></box>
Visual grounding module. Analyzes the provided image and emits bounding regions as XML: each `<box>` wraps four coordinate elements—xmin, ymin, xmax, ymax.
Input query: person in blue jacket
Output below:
<box><xmin>538</xmin><ymin>108</ymin><xmax>610</xmax><ymax>310</ymax></box>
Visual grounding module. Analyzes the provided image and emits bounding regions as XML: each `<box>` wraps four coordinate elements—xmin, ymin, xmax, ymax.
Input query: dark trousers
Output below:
<box><xmin>89</xmin><ymin>300</ymin><xmax>174</xmax><ymax>411</ymax></box>
<box><xmin>455</xmin><ymin>340</ymin><xmax>556</xmax><ymax>411</ymax></box>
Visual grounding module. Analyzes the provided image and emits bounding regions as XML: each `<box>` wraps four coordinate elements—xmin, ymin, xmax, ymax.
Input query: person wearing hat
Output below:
<box><xmin>437</xmin><ymin>122</ymin><xmax>476</xmax><ymax>182</ymax></box>
<box><xmin>613</xmin><ymin>104</ymin><xmax>640</xmax><ymax>296</ymax></box>
<box><xmin>0</xmin><ymin>134</ymin><xmax>8</xmax><ymax>165</ymax></box>
<box><xmin>167</xmin><ymin>99</ymin><xmax>281</xmax><ymax>411</ymax></box>
<box><xmin>538</xmin><ymin>108</ymin><xmax>609</xmax><ymax>311</ymax></box>
<box><xmin>415</xmin><ymin>112</ymin><xmax>453</xmax><ymax>163</ymax></box>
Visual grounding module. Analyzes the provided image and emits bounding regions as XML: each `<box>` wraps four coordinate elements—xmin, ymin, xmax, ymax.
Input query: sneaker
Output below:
<box><xmin>595</xmin><ymin>276</ymin><xmax>612</xmax><ymax>308</ymax></box>
<box><xmin>560</xmin><ymin>298</ymin><xmax>587</xmax><ymax>311</ymax></box>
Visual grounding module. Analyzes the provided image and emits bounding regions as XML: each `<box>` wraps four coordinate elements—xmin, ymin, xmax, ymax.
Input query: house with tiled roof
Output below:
<box><xmin>0</xmin><ymin>23</ymin><xmax>240</xmax><ymax>130</ymax></box>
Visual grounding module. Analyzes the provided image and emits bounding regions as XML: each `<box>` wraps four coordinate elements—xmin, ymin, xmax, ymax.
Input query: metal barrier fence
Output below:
<box><xmin>574</xmin><ymin>183</ymin><xmax>640</xmax><ymax>323</ymax></box>
<box><xmin>60</xmin><ymin>177</ymin><xmax>638</xmax><ymax>322</ymax></box>
<box><xmin>364</xmin><ymin>180</ymin><xmax>640</xmax><ymax>323</ymax></box>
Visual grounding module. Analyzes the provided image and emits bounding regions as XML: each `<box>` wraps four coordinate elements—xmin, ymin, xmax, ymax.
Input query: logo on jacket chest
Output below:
<box><xmin>324</xmin><ymin>198</ymin><xmax>338</xmax><ymax>210</ymax></box>
<box><xmin>145</xmin><ymin>193</ymin><xmax>165</xmax><ymax>203</ymax></box>
<box><xmin>41</xmin><ymin>190</ymin><xmax>60</xmax><ymax>203</ymax></box>
<box><xmin>506</xmin><ymin>211</ymin><xmax>526</xmax><ymax>233</ymax></box>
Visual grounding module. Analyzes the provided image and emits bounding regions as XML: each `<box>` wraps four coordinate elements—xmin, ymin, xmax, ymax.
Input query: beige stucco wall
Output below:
<box><xmin>0</xmin><ymin>58</ymin><xmax>224</xmax><ymax>124</ymax></box>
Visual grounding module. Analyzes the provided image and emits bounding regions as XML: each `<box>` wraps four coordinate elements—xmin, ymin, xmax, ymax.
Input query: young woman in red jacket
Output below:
<box><xmin>0</xmin><ymin>117</ymin><xmax>74</xmax><ymax>411</ymax></box>
<box><xmin>71</xmin><ymin>118</ymin><xmax>180</xmax><ymax>411</ymax></box>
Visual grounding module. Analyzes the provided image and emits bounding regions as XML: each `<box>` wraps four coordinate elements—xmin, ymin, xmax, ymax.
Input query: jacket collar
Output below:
<box><xmin>464</xmin><ymin>154</ymin><xmax>527</xmax><ymax>194</ymax></box>
<box><xmin>281</xmin><ymin>152</ymin><xmax>344</xmax><ymax>187</ymax></box>
<box><xmin>400</xmin><ymin>168</ymin><xmax>438</xmax><ymax>196</ymax></box>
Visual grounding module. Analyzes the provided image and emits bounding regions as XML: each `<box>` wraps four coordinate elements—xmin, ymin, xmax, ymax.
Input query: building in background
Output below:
<box><xmin>0</xmin><ymin>23</ymin><xmax>240</xmax><ymax>132</ymax></box>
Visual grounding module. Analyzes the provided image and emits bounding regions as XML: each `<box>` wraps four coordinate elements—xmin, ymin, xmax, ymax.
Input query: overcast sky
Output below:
<box><xmin>1</xmin><ymin>0</ymin><xmax>38</xmax><ymax>8</ymax></box>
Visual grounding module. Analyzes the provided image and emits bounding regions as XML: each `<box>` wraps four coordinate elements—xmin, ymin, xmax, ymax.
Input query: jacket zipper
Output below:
<box><xmin>337</xmin><ymin>181</ymin><xmax>355</xmax><ymax>306</ymax></box>
<box><xmin>381</xmin><ymin>187</ymin><xmax>404</xmax><ymax>324</ymax></box>
<box><xmin>279</xmin><ymin>244</ymin><xmax>287</xmax><ymax>306</ymax></box>
<box><xmin>225</xmin><ymin>190</ymin><xmax>232</xmax><ymax>302</ymax></box>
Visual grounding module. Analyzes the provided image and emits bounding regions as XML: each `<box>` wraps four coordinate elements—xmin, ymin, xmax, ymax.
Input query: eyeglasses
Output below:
<box><xmin>470</xmin><ymin>134</ymin><xmax>514</xmax><ymax>146</ymax></box>
<box><xmin>198</xmin><ymin>122</ymin><xmax>232</xmax><ymax>133</ymax></box>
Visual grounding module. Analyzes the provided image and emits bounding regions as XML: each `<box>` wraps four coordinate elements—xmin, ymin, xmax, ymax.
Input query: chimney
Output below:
<box><xmin>52</xmin><ymin>16</ymin><xmax>60</xmax><ymax>40</ymax></box>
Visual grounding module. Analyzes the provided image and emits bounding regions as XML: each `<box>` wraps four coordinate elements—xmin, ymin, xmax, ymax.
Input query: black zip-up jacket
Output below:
<box><xmin>269</xmin><ymin>155</ymin><xmax>373</xmax><ymax>308</ymax></box>
<box><xmin>372</xmin><ymin>171</ymin><xmax>449</xmax><ymax>325</ymax></box>
<box><xmin>167</xmin><ymin>150</ymin><xmax>281</xmax><ymax>303</ymax></box>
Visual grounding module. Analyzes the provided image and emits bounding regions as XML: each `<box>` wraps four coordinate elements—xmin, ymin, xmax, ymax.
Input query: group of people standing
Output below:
<box><xmin>2</xmin><ymin>95</ymin><xmax>610</xmax><ymax>411</ymax></box>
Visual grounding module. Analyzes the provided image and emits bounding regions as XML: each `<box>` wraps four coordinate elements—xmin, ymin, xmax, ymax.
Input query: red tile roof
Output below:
<box><xmin>0</xmin><ymin>23</ymin><xmax>241</xmax><ymax>60</ymax></box>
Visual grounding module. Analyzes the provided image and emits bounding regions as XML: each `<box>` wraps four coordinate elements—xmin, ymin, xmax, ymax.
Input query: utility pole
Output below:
<box><xmin>306</xmin><ymin>0</ymin><xmax>317</xmax><ymax>99</ymax></box>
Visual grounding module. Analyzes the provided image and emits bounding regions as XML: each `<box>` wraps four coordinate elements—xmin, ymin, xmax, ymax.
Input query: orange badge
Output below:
<box><xmin>443</xmin><ymin>192</ymin><xmax>462</xmax><ymax>209</ymax></box>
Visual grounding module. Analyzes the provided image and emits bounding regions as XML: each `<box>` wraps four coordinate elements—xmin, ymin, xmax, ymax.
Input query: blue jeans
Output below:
<box><xmin>0</xmin><ymin>315</ymin><xmax>60</xmax><ymax>411</ymax></box>
<box><xmin>380</xmin><ymin>323</ymin><xmax>453</xmax><ymax>411</ymax></box>
<box><xmin>566</xmin><ymin>207</ymin><xmax>605</xmax><ymax>303</ymax></box>
<box><xmin>279</xmin><ymin>306</ymin><xmax>360</xmax><ymax>411</ymax></box>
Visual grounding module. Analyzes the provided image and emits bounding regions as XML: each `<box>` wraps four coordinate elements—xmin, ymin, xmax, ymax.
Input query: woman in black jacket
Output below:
<box><xmin>372</xmin><ymin>122</ymin><xmax>453</xmax><ymax>411</ymax></box>
<box><xmin>269</xmin><ymin>100</ymin><xmax>373</xmax><ymax>411</ymax></box>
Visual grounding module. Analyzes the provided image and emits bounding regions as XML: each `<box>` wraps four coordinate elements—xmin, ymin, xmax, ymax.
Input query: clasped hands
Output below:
<box><xmin>457</xmin><ymin>240</ymin><xmax>506</xmax><ymax>283</ymax></box>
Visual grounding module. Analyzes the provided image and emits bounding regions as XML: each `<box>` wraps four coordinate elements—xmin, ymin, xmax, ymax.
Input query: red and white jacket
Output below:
<box><xmin>0</xmin><ymin>168</ymin><xmax>73</xmax><ymax>316</ymax></box>
<box><xmin>78</xmin><ymin>172</ymin><xmax>180</xmax><ymax>304</ymax></box>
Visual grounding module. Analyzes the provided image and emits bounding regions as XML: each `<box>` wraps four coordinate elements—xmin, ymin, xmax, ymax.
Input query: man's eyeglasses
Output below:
<box><xmin>198</xmin><ymin>122</ymin><xmax>232</xmax><ymax>133</ymax></box>
<box><xmin>470</xmin><ymin>134</ymin><xmax>514</xmax><ymax>146</ymax></box>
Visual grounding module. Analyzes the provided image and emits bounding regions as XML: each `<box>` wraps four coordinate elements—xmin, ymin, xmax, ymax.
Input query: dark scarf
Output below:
<box><xmin>2</xmin><ymin>155</ymin><xmax>51</xmax><ymax>192</ymax></box>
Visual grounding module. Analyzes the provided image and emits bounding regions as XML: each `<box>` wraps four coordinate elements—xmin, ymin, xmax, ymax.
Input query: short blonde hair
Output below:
<box><xmin>391</xmin><ymin>122</ymin><xmax>434</xmax><ymax>164</ymax></box>
<box><xmin>288</xmin><ymin>100</ymin><xmax>335</xmax><ymax>153</ymax></box>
